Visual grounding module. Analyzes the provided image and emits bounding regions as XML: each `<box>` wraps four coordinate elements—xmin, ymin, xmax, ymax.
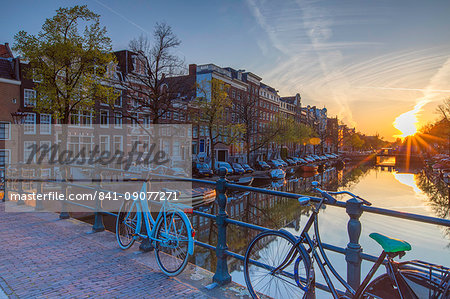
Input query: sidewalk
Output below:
<box><xmin>0</xmin><ymin>202</ymin><xmax>248</xmax><ymax>298</ymax></box>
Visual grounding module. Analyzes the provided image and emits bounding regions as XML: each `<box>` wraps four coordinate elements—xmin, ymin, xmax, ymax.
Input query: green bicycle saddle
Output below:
<box><xmin>369</xmin><ymin>233</ymin><xmax>412</xmax><ymax>253</ymax></box>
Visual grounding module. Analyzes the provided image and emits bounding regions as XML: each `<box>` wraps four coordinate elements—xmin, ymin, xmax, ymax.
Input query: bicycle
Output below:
<box><xmin>243</xmin><ymin>181</ymin><xmax>450</xmax><ymax>298</ymax></box>
<box><xmin>115</xmin><ymin>182</ymin><xmax>195</xmax><ymax>276</ymax></box>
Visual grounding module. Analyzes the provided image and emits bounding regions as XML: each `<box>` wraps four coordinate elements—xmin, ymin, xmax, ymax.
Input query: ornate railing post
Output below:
<box><xmin>60</xmin><ymin>165</ymin><xmax>70</xmax><ymax>219</ymax></box>
<box><xmin>92</xmin><ymin>165</ymin><xmax>105</xmax><ymax>232</ymax></box>
<box><xmin>345</xmin><ymin>197</ymin><xmax>363</xmax><ymax>291</ymax></box>
<box><xmin>17</xmin><ymin>163</ymin><xmax>24</xmax><ymax>205</ymax></box>
<box><xmin>35</xmin><ymin>166</ymin><xmax>44</xmax><ymax>211</ymax></box>
<box><xmin>139</xmin><ymin>170</ymin><xmax>153</xmax><ymax>252</ymax></box>
<box><xmin>213</xmin><ymin>167</ymin><xmax>232</xmax><ymax>285</ymax></box>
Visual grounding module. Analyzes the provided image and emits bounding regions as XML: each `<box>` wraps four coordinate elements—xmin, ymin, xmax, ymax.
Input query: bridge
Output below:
<box><xmin>2</xmin><ymin>164</ymin><xmax>449</xmax><ymax>297</ymax></box>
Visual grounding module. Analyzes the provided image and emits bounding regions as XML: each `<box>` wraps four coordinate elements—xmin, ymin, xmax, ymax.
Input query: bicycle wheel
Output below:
<box><xmin>154</xmin><ymin>211</ymin><xmax>190</xmax><ymax>276</ymax></box>
<box><xmin>116</xmin><ymin>200</ymin><xmax>138</xmax><ymax>249</ymax></box>
<box><xmin>244</xmin><ymin>230</ymin><xmax>311</xmax><ymax>299</ymax></box>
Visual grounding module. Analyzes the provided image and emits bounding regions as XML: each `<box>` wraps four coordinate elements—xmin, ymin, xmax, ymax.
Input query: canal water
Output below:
<box><xmin>190</xmin><ymin>162</ymin><xmax>450</xmax><ymax>296</ymax></box>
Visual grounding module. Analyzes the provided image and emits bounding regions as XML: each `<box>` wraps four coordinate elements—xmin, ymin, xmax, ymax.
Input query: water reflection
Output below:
<box><xmin>191</xmin><ymin>163</ymin><xmax>450</xmax><ymax>283</ymax></box>
<box><xmin>393</xmin><ymin>173</ymin><xmax>422</xmax><ymax>194</ymax></box>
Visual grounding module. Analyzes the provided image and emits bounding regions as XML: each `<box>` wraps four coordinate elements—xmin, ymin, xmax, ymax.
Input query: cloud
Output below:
<box><xmin>243</xmin><ymin>0</ymin><xmax>450</xmax><ymax>139</ymax></box>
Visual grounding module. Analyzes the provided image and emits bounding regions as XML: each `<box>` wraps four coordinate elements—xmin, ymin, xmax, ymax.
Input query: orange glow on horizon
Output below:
<box><xmin>393</xmin><ymin>100</ymin><xmax>429</xmax><ymax>139</ymax></box>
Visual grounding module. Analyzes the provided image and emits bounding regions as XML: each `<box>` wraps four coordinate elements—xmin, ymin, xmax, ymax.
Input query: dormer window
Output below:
<box><xmin>132</xmin><ymin>55</ymin><xmax>145</xmax><ymax>74</ymax></box>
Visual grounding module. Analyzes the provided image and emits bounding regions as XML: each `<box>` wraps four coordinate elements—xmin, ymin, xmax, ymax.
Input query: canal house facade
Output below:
<box><xmin>0</xmin><ymin>42</ymin><xmax>334</xmax><ymax>176</ymax></box>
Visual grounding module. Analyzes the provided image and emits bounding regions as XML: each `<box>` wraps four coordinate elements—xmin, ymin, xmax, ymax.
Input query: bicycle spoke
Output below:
<box><xmin>155</xmin><ymin>212</ymin><xmax>190</xmax><ymax>276</ymax></box>
<box><xmin>244</xmin><ymin>231</ymin><xmax>310</xmax><ymax>299</ymax></box>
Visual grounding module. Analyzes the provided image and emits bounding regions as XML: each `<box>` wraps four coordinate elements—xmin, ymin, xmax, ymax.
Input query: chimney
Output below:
<box><xmin>189</xmin><ymin>64</ymin><xmax>197</xmax><ymax>76</ymax></box>
<box><xmin>5</xmin><ymin>43</ymin><xmax>13</xmax><ymax>58</ymax></box>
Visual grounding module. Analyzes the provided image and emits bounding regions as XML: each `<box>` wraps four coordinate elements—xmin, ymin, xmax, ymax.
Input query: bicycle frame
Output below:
<box><xmin>273</xmin><ymin>197</ymin><xmax>393</xmax><ymax>298</ymax></box>
<box><xmin>122</xmin><ymin>182</ymin><xmax>195</xmax><ymax>255</ymax></box>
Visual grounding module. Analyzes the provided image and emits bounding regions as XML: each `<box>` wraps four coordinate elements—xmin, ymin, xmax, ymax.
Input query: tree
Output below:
<box><xmin>349</xmin><ymin>134</ymin><xmax>365</xmax><ymax>151</ymax></box>
<box><xmin>120</xmin><ymin>23</ymin><xmax>185</xmax><ymax>125</ymax></box>
<box><xmin>190</xmin><ymin>78</ymin><xmax>244</xmax><ymax>169</ymax></box>
<box><xmin>436</xmin><ymin>98</ymin><xmax>450</xmax><ymax>154</ymax></box>
<box><xmin>13</xmin><ymin>6</ymin><xmax>117</xmax><ymax>217</ymax></box>
<box><xmin>13</xmin><ymin>5</ymin><xmax>117</xmax><ymax>126</ymax></box>
<box><xmin>233</xmin><ymin>92</ymin><xmax>264</xmax><ymax>163</ymax></box>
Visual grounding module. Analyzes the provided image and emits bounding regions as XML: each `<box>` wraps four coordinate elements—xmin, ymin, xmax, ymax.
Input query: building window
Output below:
<box><xmin>100</xmin><ymin>135</ymin><xmax>110</xmax><ymax>152</ymax></box>
<box><xmin>130</xmin><ymin>112</ymin><xmax>139</xmax><ymax>128</ymax></box>
<box><xmin>24</xmin><ymin>141</ymin><xmax>37</xmax><ymax>162</ymax></box>
<box><xmin>199</xmin><ymin>139</ymin><xmax>205</xmax><ymax>152</ymax></box>
<box><xmin>143</xmin><ymin>114</ymin><xmax>151</xmax><ymax>128</ymax></box>
<box><xmin>71</xmin><ymin>111</ymin><xmax>92</xmax><ymax>127</ymax></box>
<box><xmin>39</xmin><ymin>141</ymin><xmax>51</xmax><ymax>162</ymax></box>
<box><xmin>100</xmin><ymin>110</ymin><xmax>109</xmax><ymax>127</ymax></box>
<box><xmin>24</xmin><ymin>89</ymin><xmax>36</xmax><ymax>107</ymax></box>
<box><xmin>115</xmin><ymin>91</ymin><xmax>122</xmax><ymax>107</ymax></box>
<box><xmin>40</xmin><ymin>114</ymin><xmax>51</xmax><ymax>134</ymax></box>
<box><xmin>0</xmin><ymin>122</ymin><xmax>10</xmax><ymax>140</ymax></box>
<box><xmin>193</xmin><ymin>126</ymin><xmax>198</xmax><ymax>138</ymax></box>
<box><xmin>24</xmin><ymin>113</ymin><xmax>36</xmax><ymax>134</ymax></box>
<box><xmin>114</xmin><ymin>112</ymin><xmax>122</xmax><ymax>128</ymax></box>
<box><xmin>113</xmin><ymin>135</ymin><xmax>123</xmax><ymax>152</ymax></box>
<box><xmin>0</xmin><ymin>150</ymin><xmax>10</xmax><ymax>166</ymax></box>
<box><xmin>192</xmin><ymin>141</ymin><xmax>198</xmax><ymax>155</ymax></box>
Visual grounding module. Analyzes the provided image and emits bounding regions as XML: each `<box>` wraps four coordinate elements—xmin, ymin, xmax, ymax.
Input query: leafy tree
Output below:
<box><xmin>190</xmin><ymin>78</ymin><xmax>244</xmax><ymax>169</ymax></box>
<box><xmin>349</xmin><ymin>133</ymin><xmax>365</xmax><ymax>151</ymax></box>
<box><xmin>13</xmin><ymin>5</ymin><xmax>117</xmax><ymax>216</ymax></box>
<box><xmin>436</xmin><ymin>98</ymin><xmax>450</xmax><ymax>154</ymax></box>
<box><xmin>13</xmin><ymin>5</ymin><xmax>117</xmax><ymax>126</ymax></box>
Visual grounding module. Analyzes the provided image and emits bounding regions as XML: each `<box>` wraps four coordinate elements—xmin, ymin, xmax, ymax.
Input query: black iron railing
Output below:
<box><xmin>3</xmin><ymin>163</ymin><xmax>450</xmax><ymax>294</ymax></box>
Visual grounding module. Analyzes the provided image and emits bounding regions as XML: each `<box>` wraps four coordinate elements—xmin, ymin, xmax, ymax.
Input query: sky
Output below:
<box><xmin>1</xmin><ymin>0</ymin><xmax>450</xmax><ymax>141</ymax></box>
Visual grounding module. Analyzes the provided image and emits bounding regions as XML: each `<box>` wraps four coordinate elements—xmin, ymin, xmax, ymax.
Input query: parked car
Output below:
<box><xmin>192</xmin><ymin>162</ymin><xmax>214</xmax><ymax>177</ymax></box>
<box><xmin>305</xmin><ymin>156</ymin><xmax>316</xmax><ymax>162</ymax></box>
<box><xmin>242</xmin><ymin>164</ymin><xmax>254</xmax><ymax>173</ymax></box>
<box><xmin>256</xmin><ymin>161</ymin><xmax>271</xmax><ymax>171</ymax></box>
<box><xmin>232</xmin><ymin>163</ymin><xmax>246</xmax><ymax>175</ymax></box>
<box><xmin>215</xmin><ymin>161</ymin><xmax>234</xmax><ymax>175</ymax></box>
<box><xmin>284</xmin><ymin>158</ymin><xmax>296</xmax><ymax>166</ymax></box>
<box><xmin>276</xmin><ymin>159</ymin><xmax>288</xmax><ymax>167</ymax></box>
<box><xmin>297</xmin><ymin>158</ymin><xmax>307</xmax><ymax>164</ymax></box>
<box><xmin>268</xmin><ymin>160</ymin><xmax>282</xmax><ymax>169</ymax></box>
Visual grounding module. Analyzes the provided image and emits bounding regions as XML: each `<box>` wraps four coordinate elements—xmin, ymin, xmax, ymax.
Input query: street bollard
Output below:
<box><xmin>92</xmin><ymin>165</ymin><xmax>105</xmax><ymax>232</ymax></box>
<box><xmin>345</xmin><ymin>197</ymin><xmax>363</xmax><ymax>291</ymax></box>
<box><xmin>59</xmin><ymin>165</ymin><xmax>70</xmax><ymax>219</ymax></box>
<box><xmin>17</xmin><ymin>163</ymin><xmax>24</xmax><ymax>205</ymax></box>
<box><xmin>35</xmin><ymin>166</ymin><xmax>44</xmax><ymax>211</ymax></box>
<box><xmin>213</xmin><ymin>167</ymin><xmax>232</xmax><ymax>285</ymax></box>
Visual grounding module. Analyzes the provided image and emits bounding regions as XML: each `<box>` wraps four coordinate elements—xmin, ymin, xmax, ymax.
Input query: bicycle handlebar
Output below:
<box><xmin>311</xmin><ymin>181</ymin><xmax>372</xmax><ymax>206</ymax></box>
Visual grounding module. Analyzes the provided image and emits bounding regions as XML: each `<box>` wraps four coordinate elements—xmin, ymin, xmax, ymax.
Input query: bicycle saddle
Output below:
<box><xmin>369</xmin><ymin>233</ymin><xmax>411</xmax><ymax>253</ymax></box>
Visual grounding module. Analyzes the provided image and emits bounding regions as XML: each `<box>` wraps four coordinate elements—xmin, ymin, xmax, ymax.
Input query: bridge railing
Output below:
<box><xmin>3</xmin><ymin>163</ymin><xmax>450</xmax><ymax>295</ymax></box>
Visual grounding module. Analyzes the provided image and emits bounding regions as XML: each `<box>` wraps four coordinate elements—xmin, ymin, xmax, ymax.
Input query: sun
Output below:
<box><xmin>393</xmin><ymin>110</ymin><xmax>418</xmax><ymax>138</ymax></box>
<box><xmin>393</xmin><ymin>100</ymin><xmax>428</xmax><ymax>138</ymax></box>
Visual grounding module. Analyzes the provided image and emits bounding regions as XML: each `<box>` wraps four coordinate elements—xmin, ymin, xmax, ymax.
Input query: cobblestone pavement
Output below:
<box><xmin>0</xmin><ymin>203</ymin><xmax>245</xmax><ymax>298</ymax></box>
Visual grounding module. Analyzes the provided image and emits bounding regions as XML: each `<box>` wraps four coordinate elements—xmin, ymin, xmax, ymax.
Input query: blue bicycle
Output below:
<box><xmin>115</xmin><ymin>182</ymin><xmax>195</xmax><ymax>276</ymax></box>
